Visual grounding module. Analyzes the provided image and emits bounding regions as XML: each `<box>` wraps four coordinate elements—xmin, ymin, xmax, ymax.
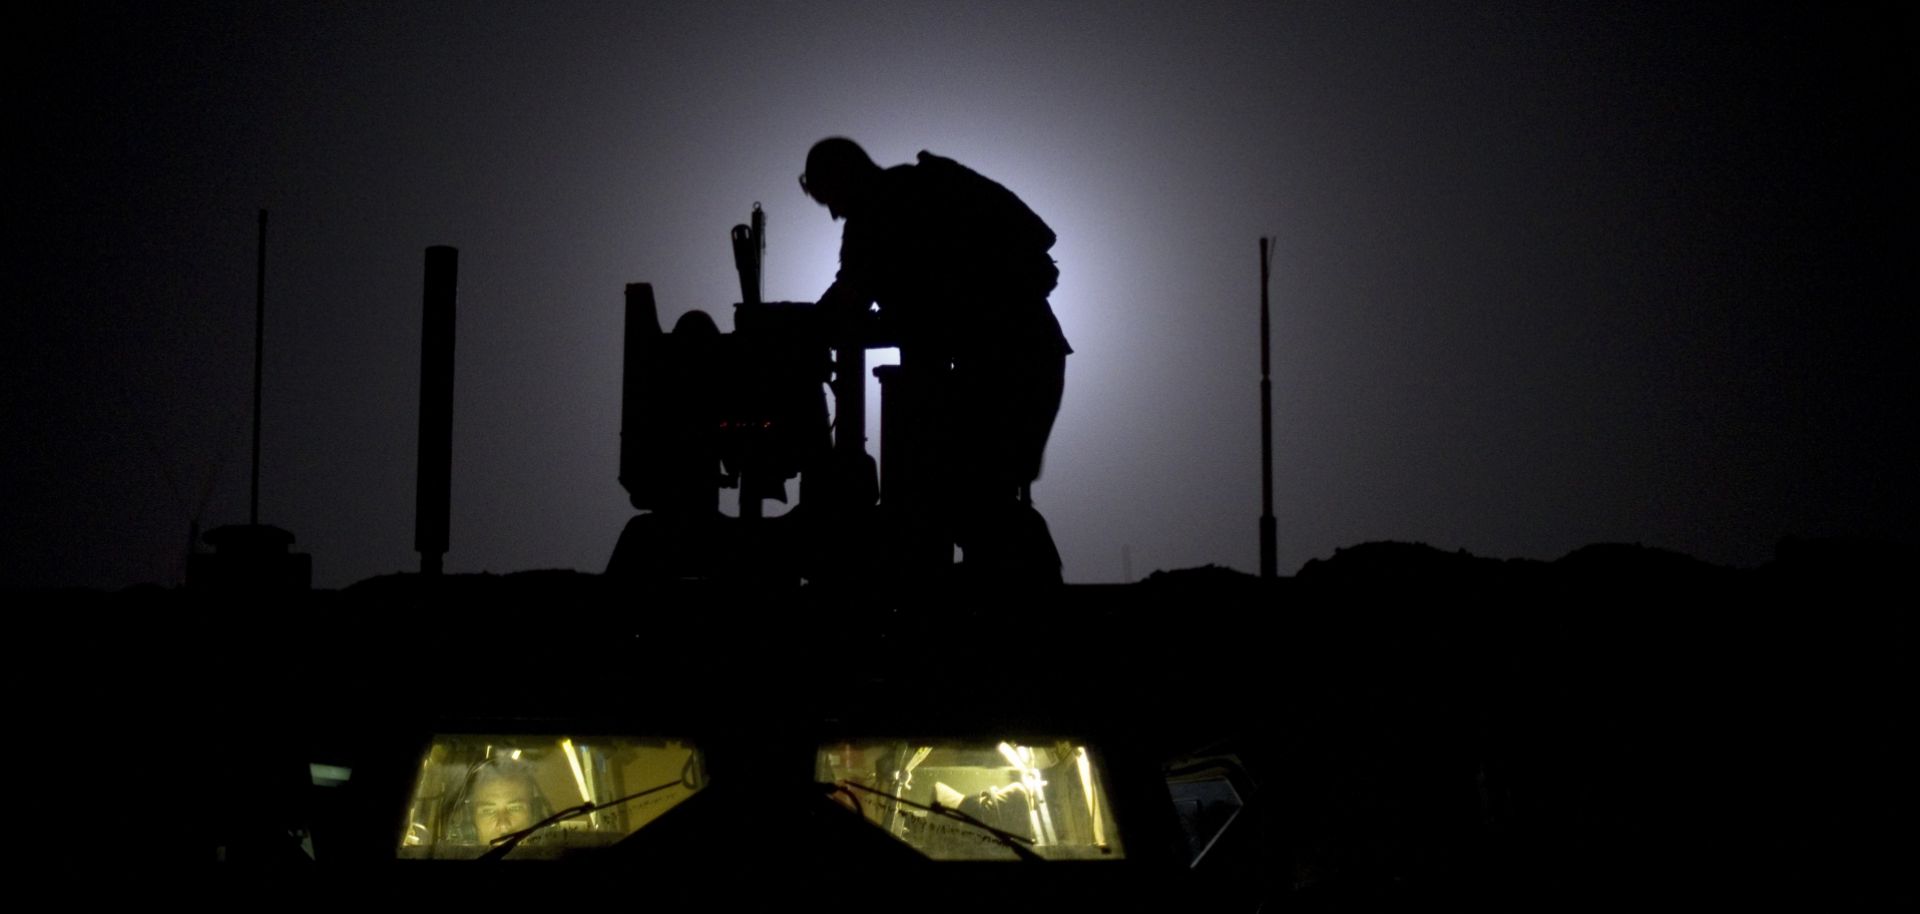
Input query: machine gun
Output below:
<box><xmin>609</xmin><ymin>204</ymin><xmax>885</xmax><ymax>583</ymax></box>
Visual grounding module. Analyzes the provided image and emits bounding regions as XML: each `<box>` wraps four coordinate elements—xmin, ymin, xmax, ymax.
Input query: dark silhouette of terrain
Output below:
<box><xmin>10</xmin><ymin>537</ymin><xmax>1908</xmax><ymax>907</ymax></box>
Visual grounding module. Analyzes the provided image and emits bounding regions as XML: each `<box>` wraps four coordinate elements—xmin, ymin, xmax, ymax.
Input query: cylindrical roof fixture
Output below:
<box><xmin>416</xmin><ymin>245</ymin><xmax>458</xmax><ymax>576</ymax></box>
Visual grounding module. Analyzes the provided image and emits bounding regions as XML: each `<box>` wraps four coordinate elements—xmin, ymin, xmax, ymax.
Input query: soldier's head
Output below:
<box><xmin>801</xmin><ymin>137</ymin><xmax>881</xmax><ymax>220</ymax></box>
<box><xmin>466</xmin><ymin>759</ymin><xmax>546</xmax><ymax>845</ymax></box>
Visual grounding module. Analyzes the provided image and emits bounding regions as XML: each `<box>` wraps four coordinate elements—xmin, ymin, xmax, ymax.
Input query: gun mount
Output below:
<box><xmin>609</xmin><ymin>205</ymin><xmax>921</xmax><ymax>586</ymax></box>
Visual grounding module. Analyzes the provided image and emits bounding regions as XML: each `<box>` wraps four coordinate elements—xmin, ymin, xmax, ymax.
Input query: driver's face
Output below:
<box><xmin>472</xmin><ymin>777</ymin><xmax>536</xmax><ymax>844</ymax></box>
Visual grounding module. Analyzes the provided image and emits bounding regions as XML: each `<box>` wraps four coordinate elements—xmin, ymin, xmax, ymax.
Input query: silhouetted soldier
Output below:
<box><xmin>801</xmin><ymin>137</ymin><xmax>1070</xmax><ymax>584</ymax></box>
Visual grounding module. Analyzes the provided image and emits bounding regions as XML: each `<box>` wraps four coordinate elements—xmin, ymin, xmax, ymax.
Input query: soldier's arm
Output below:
<box><xmin>817</xmin><ymin>275</ymin><xmax>871</xmax><ymax>323</ymax></box>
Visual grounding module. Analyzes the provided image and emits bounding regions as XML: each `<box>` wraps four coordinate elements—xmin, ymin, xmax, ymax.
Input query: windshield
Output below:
<box><xmin>817</xmin><ymin>739</ymin><xmax>1123</xmax><ymax>861</ymax></box>
<box><xmin>398</xmin><ymin>734</ymin><xmax>703</xmax><ymax>860</ymax></box>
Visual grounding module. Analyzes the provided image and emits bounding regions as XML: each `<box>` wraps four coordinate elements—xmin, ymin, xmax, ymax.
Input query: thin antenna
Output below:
<box><xmin>251</xmin><ymin>209</ymin><xmax>267</xmax><ymax>526</ymax></box>
<box><xmin>1259</xmin><ymin>237</ymin><xmax>1277</xmax><ymax>579</ymax></box>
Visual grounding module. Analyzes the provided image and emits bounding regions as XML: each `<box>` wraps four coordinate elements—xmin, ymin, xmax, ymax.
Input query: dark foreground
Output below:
<box><xmin>11</xmin><ymin>539</ymin><xmax>1909</xmax><ymax>909</ymax></box>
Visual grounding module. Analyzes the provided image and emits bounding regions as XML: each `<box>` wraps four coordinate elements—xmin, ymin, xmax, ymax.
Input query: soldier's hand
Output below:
<box><xmin>979</xmin><ymin>782</ymin><xmax>1029</xmax><ymax>809</ymax></box>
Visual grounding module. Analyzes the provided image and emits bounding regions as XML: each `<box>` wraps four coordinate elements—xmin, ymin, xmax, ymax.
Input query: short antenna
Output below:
<box><xmin>251</xmin><ymin>209</ymin><xmax>267</xmax><ymax>525</ymax></box>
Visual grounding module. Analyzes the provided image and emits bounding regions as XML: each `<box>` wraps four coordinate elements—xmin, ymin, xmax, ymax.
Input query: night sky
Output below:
<box><xmin>7</xmin><ymin>2</ymin><xmax>1911</xmax><ymax>591</ymax></box>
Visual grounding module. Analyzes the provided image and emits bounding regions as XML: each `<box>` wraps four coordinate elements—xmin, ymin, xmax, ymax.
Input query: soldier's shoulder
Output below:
<box><xmin>914</xmin><ymin>150</ymin><xmax>973</xmax><ymax>175</ymax></box>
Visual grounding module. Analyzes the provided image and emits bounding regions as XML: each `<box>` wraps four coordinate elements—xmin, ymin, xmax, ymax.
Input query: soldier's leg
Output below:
<box><xmin>949</xmin><ymin>350</ymin><xmax>1066</xmax><ymax>584</ymax></box>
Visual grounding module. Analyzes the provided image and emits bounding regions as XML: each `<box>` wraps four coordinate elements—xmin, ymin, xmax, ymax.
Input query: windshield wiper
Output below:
<box><xmin>479</xmin><ymin>776</ymin><xmax>688</xmax><ymax>861</ymax></box>
<box><xmin>834</xmin><ymin>781</ymin><xmax>1042</xmax><ymax>863</ymax></box>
